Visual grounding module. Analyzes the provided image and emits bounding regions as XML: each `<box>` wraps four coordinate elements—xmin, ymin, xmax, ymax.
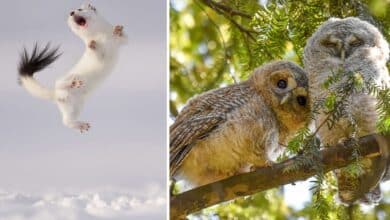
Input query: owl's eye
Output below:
<box><xmin>296</xmin><ymin>96</ymin><xmax>307</xmax><ymax>106</ymax></box>
<box><xmin>277</xmin><ymin>79</ymin><xmax>287</xmax><ymax>89</ymax></box>
<box><xmin>350</xmin><ymin>39</ymin><xmax>363</xmax><ymax>47</ymax></box>
<box><xmin>321</xmin><ymin>40</ymin><xmax>337</xmax><ymax>48</ymax></box>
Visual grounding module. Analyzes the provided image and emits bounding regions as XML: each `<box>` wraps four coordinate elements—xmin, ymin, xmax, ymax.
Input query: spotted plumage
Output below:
<box><xmin>170</xmin><ymin>61</ymin><xmax>311</xmax><ymax>187</ymax></box>
<box><xmin>304</xmin><ymin>17</ymin><xmax>390</xmax><ymax>204</ymax></box>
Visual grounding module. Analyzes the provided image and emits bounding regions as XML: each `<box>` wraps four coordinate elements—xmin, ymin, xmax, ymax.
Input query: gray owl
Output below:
<box><xmin>304</xmin><ymin>17</ymin><xmax>390</xmax><ymax>204</ymax></box>
<box><xmin>170</xmin><ymin>61</ymin><xmax>311</xmax><ymax>187</ymax></box>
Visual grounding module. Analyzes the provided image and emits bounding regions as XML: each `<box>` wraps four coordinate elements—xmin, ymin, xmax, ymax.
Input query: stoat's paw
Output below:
<box><xmin>88</xmin><ymin>40</ymin><xmax>97</xmax><ymax>49</ymax></box>
<box><xmin>57</xmin><ymin>96</ymin><xmax>68</xmax><ymax>102</ymax></box>
<box><xmin>113</xmin><ymin>25</ymin><xmax>124</xmax><ymax>37</ymax></box>
<box><xmin>70</xmin><ymin>78</ymin><xmax>83</xmax><ymax>89</ymax></box>
<box><xmin>77</xmin><ymin>122</ymin><xmax>91</xmax><ymax>133</ymax></box>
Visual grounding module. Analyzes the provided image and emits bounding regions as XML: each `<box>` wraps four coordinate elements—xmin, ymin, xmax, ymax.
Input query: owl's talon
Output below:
<box><xmin>249</xmin><ymin>162</ymin><xmax>273</xmax><ymax>172</ymax></box>
<box><xmin>250</xmin><ymin>166</ymin><xmax>257</xmax><ymax>172</ymax></box>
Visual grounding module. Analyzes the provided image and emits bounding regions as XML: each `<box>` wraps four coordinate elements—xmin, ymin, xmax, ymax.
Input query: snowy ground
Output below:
<box><xmin>0</xmin><ymin>186</ymin><xmax>165</xmax><ymax>220</ymax></box>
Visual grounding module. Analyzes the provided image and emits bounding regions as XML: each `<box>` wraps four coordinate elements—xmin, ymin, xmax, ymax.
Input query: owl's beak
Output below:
<box><xmin>340</xmin><ymin>48</ymin><xmax>346</xmax><ymax>61</ymax></box>
<box><xmin>280</xmin><ymin>92</ymin><xmax>291</xmax><ymax>105</ymax></box>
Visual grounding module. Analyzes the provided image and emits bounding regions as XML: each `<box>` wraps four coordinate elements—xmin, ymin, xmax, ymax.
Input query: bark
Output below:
<box><xmin>170</xmin><ymin>134</ymin><xmax>390</xmax><ymax>219</ymax></box>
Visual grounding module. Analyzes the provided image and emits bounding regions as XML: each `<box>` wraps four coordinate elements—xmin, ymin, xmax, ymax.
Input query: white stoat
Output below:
<box><xmin>18</xmin><ymin>3</ymin><xmax>127</xmax><ymax>133</ymax></box>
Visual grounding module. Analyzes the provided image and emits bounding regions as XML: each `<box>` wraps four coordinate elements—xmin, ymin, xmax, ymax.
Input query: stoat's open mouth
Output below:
<box><xmin>74</xmin><ymin>15</ymin><xmax>87</xmax><ymax>26</ymax></box>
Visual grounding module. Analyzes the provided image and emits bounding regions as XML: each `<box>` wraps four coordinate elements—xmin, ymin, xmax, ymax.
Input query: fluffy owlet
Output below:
<box><xmin>170</xmin><ymin>61</ymin><xmax>311</xmax><ymax>187</ymax></box>
<box><xmin>304</xmin><ymin>17</ymin><xmax>390</xmax><ymax>204</ymax></box>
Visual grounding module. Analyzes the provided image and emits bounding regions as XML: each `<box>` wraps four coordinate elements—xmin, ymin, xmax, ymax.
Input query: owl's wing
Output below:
<box><xmin>170</xmin><ymin>82</ymin><xmax>253</xmax><ymax>175</ymax></box>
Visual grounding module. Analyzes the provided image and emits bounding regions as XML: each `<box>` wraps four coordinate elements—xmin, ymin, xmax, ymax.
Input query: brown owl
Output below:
<box><xmin>170</xmin><ymin>61</ymin><xmax>311</xmax><ymax>187</ymax></box>
<box><xmin>304</xmin><ymin>17</ymin><xmax>390</xmax><ymax>204</ymax></box>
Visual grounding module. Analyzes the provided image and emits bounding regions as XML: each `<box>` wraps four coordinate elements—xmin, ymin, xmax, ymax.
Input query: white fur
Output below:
<box><xmin>21</xmin><ymin>3</ymin><xmax>127</xmax><ymax>132</ymax></box>
<box><xmin>20</xmin><ymin>77</ymin><xmax>55</xmax><ymax>100</ymax></box>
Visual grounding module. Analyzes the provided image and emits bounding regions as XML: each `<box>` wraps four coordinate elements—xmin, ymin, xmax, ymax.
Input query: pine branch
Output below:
<box><xmin>199</xmin><ymin>0</ymin><xmax>252</xmax><ymax>19</ymax></box>
<box><xmin>170</xmin><ymin>134</ymin><xmax>390</xmax><ymax>219</ymax></box>
<box><xmin>198</xmin><ymin>0</ymin><xmax>257</xmax><ymax>41</ymax></box>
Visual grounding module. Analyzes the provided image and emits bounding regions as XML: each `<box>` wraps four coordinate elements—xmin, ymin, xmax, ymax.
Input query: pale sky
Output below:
<box><xmin>0</xmin><ymin>0</ymin><xmax>166</xmax><ymax>219</ymax></box>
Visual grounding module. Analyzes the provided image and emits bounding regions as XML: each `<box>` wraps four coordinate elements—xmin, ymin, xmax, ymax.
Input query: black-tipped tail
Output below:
<box><xmin>18</xmin><ymin>43</ymin><xmax>61</xmax><ymax>77</ymax></box>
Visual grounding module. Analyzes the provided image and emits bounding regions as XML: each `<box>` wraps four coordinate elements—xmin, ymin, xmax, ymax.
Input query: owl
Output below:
<box><xmin>170</xmin><ymin>61</ymin><xmax>311</xmax><ymax>187</ymax></box>
<box><xmin>303</xmin><ymin>17</ymin><xmax>390</xmax><ymax>204</ymax></box>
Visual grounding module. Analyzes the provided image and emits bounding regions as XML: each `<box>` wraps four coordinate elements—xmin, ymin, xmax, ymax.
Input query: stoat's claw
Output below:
<box><xmin>57</xmin><ymin>97</ymin><xmax>68</xmax><ymax>102</ymax></box>
<box><xmin>70</xmin><ymin>78</ymin><xmax>83</xmax><ymax>89</ymax></box>
<box><xmin>88</xmin><ymin>40</ymin><xmax>97</xmax><ymax>49</ymax></box>
<box><xmin>113</xmin><ymin>25</ymin><xmax>124</xmax><ymax>36</ymax></box>
<box><xmin>79</xmin><ymin>122</ymin><xmax>91</xmax><ymax>133</ymax></box>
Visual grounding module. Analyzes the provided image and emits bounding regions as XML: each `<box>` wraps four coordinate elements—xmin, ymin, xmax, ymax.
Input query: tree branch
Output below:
<box><xmin>200</xmin><ymin>0</ymin><xmax>252</xmax><ymax>19</ymax></box>
<box><xmin>198</xmin><ymin>0</ymin><xmax>257</xmax><ymax>41</ymax></box>
<box><xmin>170</xmin><ymin>134</ymin><xmax>390</xmax><ymax>219</ymax></box>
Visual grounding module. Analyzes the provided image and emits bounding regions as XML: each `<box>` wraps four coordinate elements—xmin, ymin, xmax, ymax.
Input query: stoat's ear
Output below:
<box><xmin>87</xmin><ymin>4</ymin><xmax>97</xmax><ymax>12</ymax></box>
<box><xmin>80</xmin><ymin>2</ymin><xmax>97</xmax><ymax>12</ymax></box>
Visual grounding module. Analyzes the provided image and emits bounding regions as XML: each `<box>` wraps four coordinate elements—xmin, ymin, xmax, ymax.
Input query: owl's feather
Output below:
<box><xmin>170</xmin><ymin>82</ymin><xmax>253</xmax><ymax>175</ymax></box>
<box><xmin>304</xmin><ymin>17</ymin><xmax>390</xmax><ymax>204</ymax></box>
